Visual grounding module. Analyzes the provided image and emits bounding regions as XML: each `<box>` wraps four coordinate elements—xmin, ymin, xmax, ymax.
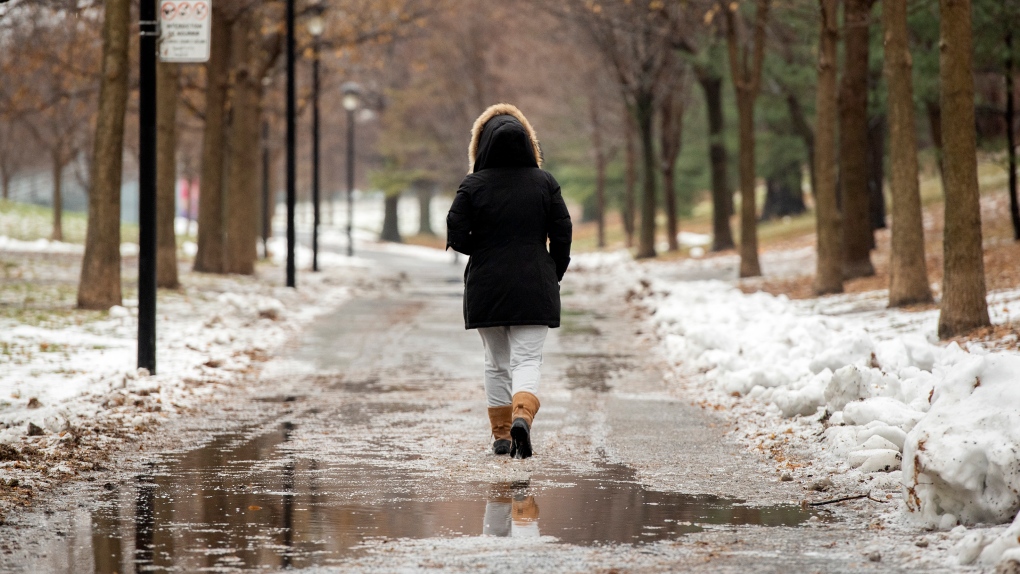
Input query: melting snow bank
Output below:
<box><xmin>573</xmin><ymin>251</ymin><xmax>1020</xmax><ymax>570</ymax></box>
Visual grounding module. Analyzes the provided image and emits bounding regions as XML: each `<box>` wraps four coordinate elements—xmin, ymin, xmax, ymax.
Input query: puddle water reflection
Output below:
<box><xmin>78</xmin><ymin>424</ymin><xmax>825</xmax><ymax>572</ymax></box>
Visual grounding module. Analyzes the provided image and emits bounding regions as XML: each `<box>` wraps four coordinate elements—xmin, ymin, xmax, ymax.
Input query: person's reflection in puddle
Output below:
<box><xmin>482</xmin><ymin>482</ymin><xmax>540</xmax><ymax>538</ymax></box>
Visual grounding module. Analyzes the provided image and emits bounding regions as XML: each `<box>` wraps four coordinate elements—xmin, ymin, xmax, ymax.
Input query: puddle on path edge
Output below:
<box><xmin>71</xmin><ymin>423</ymin><xmax>826</xmax><ymax>572</ymax></box>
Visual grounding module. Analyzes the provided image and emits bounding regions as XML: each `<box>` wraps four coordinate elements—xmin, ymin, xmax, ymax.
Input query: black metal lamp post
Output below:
<box><xmin>285</xmin><ymin>0</ymin><xmax>297</xmax><ymax>288</ymax></box>
<box><xmin>308</xmin><ymin>2</ymin><xmax>325</xmax><ymax>271</ymax></box>
<box><xmin>138</xmin><ymin>0</ymin><xmax>158</xmax><ymax>374</ymax></box>
<box><xmin>341</xmin><ymin>81</ymin><xmax>361</xmax><ymax>257</ymax></box>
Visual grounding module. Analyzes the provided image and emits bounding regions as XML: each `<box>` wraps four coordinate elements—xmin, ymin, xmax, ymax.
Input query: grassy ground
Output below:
<box><xmin>0</xmin><ymin>200</ymin><xmax>139</xmax><ymax>244</ymax></box>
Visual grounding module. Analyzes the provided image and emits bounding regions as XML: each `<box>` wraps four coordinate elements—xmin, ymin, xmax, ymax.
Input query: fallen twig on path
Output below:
<box><xmin>806</xmin><ymin>492</ymin><xmax>888</xmax><ymax>507</ymax></box>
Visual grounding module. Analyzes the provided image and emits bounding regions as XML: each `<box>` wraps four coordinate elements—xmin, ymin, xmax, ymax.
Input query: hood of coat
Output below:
<box><xmin>468</xmin><ymin>103</ymin><xmax>543</xmax><ymax>173</ymax></box>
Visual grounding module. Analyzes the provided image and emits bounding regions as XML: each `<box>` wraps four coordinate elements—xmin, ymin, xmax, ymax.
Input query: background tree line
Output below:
<box><xmin>1</xmin><ymin>0</ymin><xmax>1017</xmax><ymax>338</ymax></box>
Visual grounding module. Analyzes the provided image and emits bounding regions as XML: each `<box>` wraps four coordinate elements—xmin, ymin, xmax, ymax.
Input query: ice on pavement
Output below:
<box><xmin>573</xmin><ymin>250</ymin><xmax>1020</xmax><ymax>570</ymax></box>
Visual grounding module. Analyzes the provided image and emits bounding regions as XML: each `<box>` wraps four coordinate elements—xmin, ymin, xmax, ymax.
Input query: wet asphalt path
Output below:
<box><xmin>0</xmin><ymin>244</ymin><xmax>950</xmax><ymax>573</ymax></box>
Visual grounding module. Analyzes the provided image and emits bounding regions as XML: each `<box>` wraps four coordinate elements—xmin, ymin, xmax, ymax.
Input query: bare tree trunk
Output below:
<box><xmin>623</xmin><ymin>111</ymin><xmax>637</xmax><ymax>248</ymax></box>
<box><xmin>883</xmin><ymin>0</ymin><xmax>932</xmax><ymax>307</ymax></box>
<box><xmin>223</xmin><ymin>10</ymin><xmax>260</xmax><ymax>276</ymax></box>
<box><xmin>595</xmin><ymin>151</ymin><xmax>606</xmax><ymax>249</ymax></box>
<box><xmin>937</xmin><ymin>0</ymin><xmax>990</xmax><ymax>338</ymax></box>
<box><xmin>659</xmin><ymin>87</ymin><xmax>684</xmax><ymax>253</ymax></box>
<box><xmin>261</xmin><ymin>121</ymin><xmax>273</xmax><ymax>255</ymax></box>
<box><xmin>1006</xmin><ymin>29</ymin><xmax>1019</xmax><ymax>241</ymax></box>
<box><xmin>662</xmin><ymin>165</ymin><xmax>678</xmax><ymax>252</ymax></box>
<box><xmin>588</xmin><ymin>96</ymin><xmax>607</xmax><ymax>249</ymax></box>
<box><xmin>416</xmin><ymin>182</ymin><xmax>434</xmax><ymax>236</ymax></box>
<box><xmin>635</xmin><ymin>91</ymin><xmax>657</xmax><ymax>259</ymax></box>
<box><xmin>723</xmin><ymin>0</ymin><xmax>770</xmax><ymax>278</ymax></box>
<box><xmin>697</xmin><ymin>71</ymin><xmax>735</xmax><ymax>251</ymax></box>
<box><xmin>814</xmin><ymin>0</ymin><xmax>844</xmax><ymax>295</ymax></box>
<box><xmin>380</xmin><ymin>193</ymin><xmax>402</xmax><ymax>243</ymax></box>
<box><xmin>761</xmin><ymin>165</ymin><xmax>805</xmax><ymax>220</ymax></box>
<box><xmin>157</xmin><ymin>61</ymin><xmax>180</xmax><ymax>289</ymax></box>
<box><xmin>194</xmin><ymin>5</ymin><xmax>231</xmax><ymax>273</ymax></box>
<box><xmin>840</xmin><ymin>0</ymin><xmax>875</xmax><ymax>279</ymax></box>
<box><xmin>785</xmin><ymin>91</ymin><xmax>817</xmax><ymax>197</ymax></box>
<box><xmin>78</xmin><ymin>0</ymin><xmax>128</xmax><ymax>310</ymax></box>
<box><xmin>51</xmin><ymin>151</ymin><xmax>63</xmax><ymax>242</ymax></box>
<box><xmin>1</xmin><ymin>170</ymin><xmax>9</xmax><ymax>200</ymax></box>
<box><xmin>735</xmin><ymin>95</ymin><xmax>760</xmax><ymax>276</ymax></box>
<box><xmin>868</xmin><ymin>113</ymin><xmax>887</xmax><ymax>237</ymax></box>
<box><xmin>926</xmin><ymin>99</ymin><xmax>945</xmax><ymax>189</ymax></box>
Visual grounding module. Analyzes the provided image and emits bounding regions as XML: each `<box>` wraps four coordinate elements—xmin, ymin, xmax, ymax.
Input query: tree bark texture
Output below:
<box><xmin>698</xmin><ymin>71</ymin><xmax>735</xmax><ymax>251</ymax></box>
<box><xmin>736</xmin><ymin>95</ymin><xmax>760</xmax><ymax>275</ymax></box>
<box><xmin>937</xmin><ymin>0</ymin><xmax>990</xmax><ymax>338</ymax></box>
<box><xmin>659</xmin><ymin>88</ymin><xmax>684</xmax><ymax>253</ymax></box>
<box><xmin>623</xmin><ymin>111</ymin><xmax>637</xmax><ymax>248</ymax></box>
<box><xmin>1006</xmin><ymin>29</ymin><xmax>1019</xmax><ymax>240</ymax></box>
<box><xmin>724</xmin><ymin>0</ymin><xmax>770</xmax><ymax>277</ymax></box>
<box><xmin>194</xmin><ymin>6</ymin><xmax>231</xmax><ymax>273</ymax></box>
<box><xmin>635</xmin><ymin>92</ymin><xmax>657</xmax><ymax>259</ymax></box>
<box><xmin>157</xmin><ymin>61</ymin><xmax>180</xmax><ymax>289</ymax></box>
<box><xmin>814</xmin><ymin>0</ymin><xmax>844</xmax><ymax>295</ymax></box>
<box><xmin>883</xmin><ymin>0</ymin><xmax>932</xmax><ymax>307</ymax></box>
<box><xmin>839</xmin><ymin>0</ymin><xmax>875</xmax><ymax>279</ymax></box>
<box><xmin>380</xmin><ymin>193</ymin><xmax>402</xmax><ymax>243</ymax></box>
<box><xmin>51</xmin><ymin>151</ymin><xmax>63</xmax><ymax>242</ymax></box>
<box><xmin>78</xmin><ymin>0</ymin><xmax>129</xmax><ymax>310</ymax></box>
<box><xmin>223</xmin><ymin>11</ymin><xmax>260</xmax><ymax>275</ymax></box>
<box><xmin>926</xmin><ymin>99</ymin><xmax>946</xmax><ymax>189</ymax></box>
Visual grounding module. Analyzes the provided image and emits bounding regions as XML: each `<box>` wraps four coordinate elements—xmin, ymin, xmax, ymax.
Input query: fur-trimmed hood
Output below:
<box><xmin>468</xmin><ymin>103</ymin><xmax>542</xmax><ymax>173</ymax></box>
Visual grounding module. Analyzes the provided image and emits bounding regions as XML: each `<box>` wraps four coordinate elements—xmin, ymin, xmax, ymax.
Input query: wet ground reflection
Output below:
<box><xmin>79</xmin><ymin>424</ymin><xmax>824</xmax><ymax>572</ymax></box>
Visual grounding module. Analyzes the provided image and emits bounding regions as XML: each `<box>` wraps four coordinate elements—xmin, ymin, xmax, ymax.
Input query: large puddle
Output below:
<box><xmin>68</xmin><ymin>423</ymin><xmax>827</xmax><ymax>572</ymax></box>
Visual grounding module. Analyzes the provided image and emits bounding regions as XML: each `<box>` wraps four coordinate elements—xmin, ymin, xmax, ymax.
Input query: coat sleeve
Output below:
<box><xmin>446</xmin><ymin>179</ymin><xmax>474</xmax><ymax>255</ymax></box>
<box><xmin>546</xmin><ymin>175</ymin><xmax>572</xmax><ymax>281</ymax></box>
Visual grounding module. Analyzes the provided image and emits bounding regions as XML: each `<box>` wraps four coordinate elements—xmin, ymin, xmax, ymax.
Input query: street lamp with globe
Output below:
<box><xmin>341</xmin><ymin>81</ymin><xmax>361</xmax><ymax>257</ymax></box>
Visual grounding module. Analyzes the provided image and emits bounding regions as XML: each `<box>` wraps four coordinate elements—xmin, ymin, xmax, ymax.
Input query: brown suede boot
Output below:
<box><xmin>487</xmin><ymin>405</ymin><xmax>513</xmax><ymax>455</ymax></box>
<box><xmin>510</xmin><ymin>392</ymin><xmax>540</xmax><ymax>459</ymax></box>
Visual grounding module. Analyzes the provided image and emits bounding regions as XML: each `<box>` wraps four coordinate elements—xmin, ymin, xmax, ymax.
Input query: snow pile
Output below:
<box><xmin>962</xmin><ymin>512</ymin><xmax>1020</xmax><ymax>568</ymax></box>
<box><xmin>597</xmin><ymin>259</ymin><xmax>1020</xmax><ymax>565</ymax></box>
<box><xmin>903</xmin><ymin>353</ymin><xmax>1020</xmax><ymax>527</ymax></box>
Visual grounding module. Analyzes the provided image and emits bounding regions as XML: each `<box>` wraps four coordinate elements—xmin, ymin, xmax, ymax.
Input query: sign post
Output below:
<box><xmin>158</xmin><ymin>0</ymin><xmax>211</xmax><ymax>63</ymax></box>
<box><xmin>139</xmin><ymin>0</ymin><xmax>211</xmax><ymax>375</ymax></box>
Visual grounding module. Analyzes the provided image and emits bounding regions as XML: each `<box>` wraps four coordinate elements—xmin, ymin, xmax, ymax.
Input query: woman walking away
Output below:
<box><xmin>446</xmin><ymin>103</ymin><xmax>572</xmax><ymax>460</ymax></box>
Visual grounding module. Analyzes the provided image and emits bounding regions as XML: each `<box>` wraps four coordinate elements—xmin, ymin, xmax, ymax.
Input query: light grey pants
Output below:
<box><xmin>478</xmin><ymin>325</ymin><xmax>549</xmax><ymax>407</ymax></box>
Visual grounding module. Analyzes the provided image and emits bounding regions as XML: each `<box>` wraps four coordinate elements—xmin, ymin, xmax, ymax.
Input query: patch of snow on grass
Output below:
<box><xmin>0</xmin><ymin>262</ymin><xmax>356</xmax><ymax>457</ymax></box>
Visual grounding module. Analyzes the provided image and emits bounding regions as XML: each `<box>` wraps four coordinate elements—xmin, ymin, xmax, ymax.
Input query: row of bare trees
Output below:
<box><xmin>810</xmin><ymin>0</ymin><xmax>991</xmax><ymax>337</ymax></box>
<box><xmin>1</xmin><ymin>0</ymin><xmax>1013</xmax><ymax>339</ymax></box>
<box><xmin>540</xmin><ymin>0</ymin><xmax>999</xmax><ymax>337</ymax></box>
<box><xmin>2</xmin><ymin>0</ymin><xmax>431</xmax><ymax>309</ymax></box>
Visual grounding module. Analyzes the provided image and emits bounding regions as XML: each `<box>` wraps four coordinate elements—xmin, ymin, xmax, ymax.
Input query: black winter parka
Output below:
<box><xmin>446</xmin><ymin>104</ymin><xmax>572</xmax><ymax>329</ymax></box>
